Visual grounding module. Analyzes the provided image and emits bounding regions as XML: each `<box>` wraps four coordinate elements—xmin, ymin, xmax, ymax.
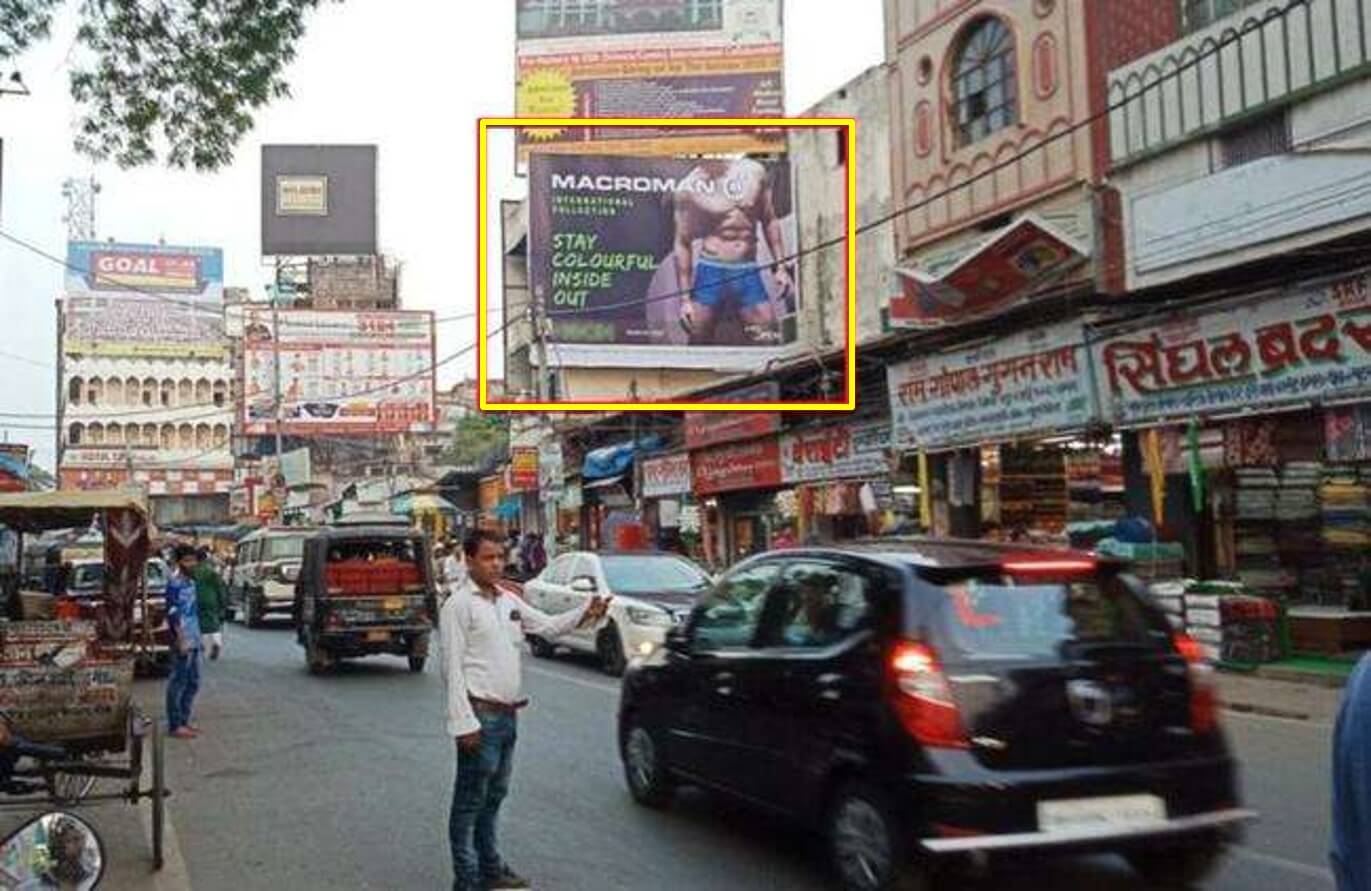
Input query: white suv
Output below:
<box><xmin>522</xmin><ymin>551</ymin><xmax>711</xmax><ymax>676</ymax></box>
<box><xmin>229</xmin><ymin>527</ymin><xmax>312</xmax><ymax>627</ymax></box>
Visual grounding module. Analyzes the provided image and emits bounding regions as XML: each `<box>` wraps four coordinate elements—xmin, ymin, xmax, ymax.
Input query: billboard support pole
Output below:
<box><xmin>54</xmin><ymin>298</ymin><xmax>65</xmax><ymax>486</ymax></box>
<box><xmin>271</xmin><ymin>259</ymin><xmax>285</xmax><ymax>523</ymax></box>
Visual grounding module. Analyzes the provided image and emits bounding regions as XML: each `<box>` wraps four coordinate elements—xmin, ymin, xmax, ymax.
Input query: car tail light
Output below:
<box><xmin>1001</xmin><ymin>556</ymin><xmax>1097</xmax><ymax>575</ymax></box>
<box><xmin>1174</xmin><ymin>632</ymin><xmax>1218</xmax><ymax>734</ymax></box>
<box><xmin>888</xmin><ymin>641</ymin><xmax>968</xmax><ymax>749</ymax></box>
<box><xmin>54</xmin><ymin>598</ymin><xmax>82</xmax><ymax>621</ymax></box>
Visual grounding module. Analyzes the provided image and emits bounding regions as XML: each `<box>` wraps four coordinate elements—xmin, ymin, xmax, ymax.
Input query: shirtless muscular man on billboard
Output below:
<box><xmin>672</xmin><ymin>158</ymin><xmax>792</xmax><ymax>346</ymax></box>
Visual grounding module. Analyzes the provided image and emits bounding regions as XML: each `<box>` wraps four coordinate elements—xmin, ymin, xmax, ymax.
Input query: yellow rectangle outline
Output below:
<box><xmin>478</xmin><ymin>117</ymin><xmax>858</xmax><ymax>413</ymax></box>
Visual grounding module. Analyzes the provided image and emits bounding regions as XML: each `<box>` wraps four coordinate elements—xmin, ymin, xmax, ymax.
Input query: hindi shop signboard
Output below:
<box><xmin>509</xmin><ymin>447</ymin><xmax>541</xmax><ymax>493</ymax></box>
<box><xmin>1095</xmin><ymin>272</ymin><xmax>1371</xmax><ymax>425</ymax></box>
<box><xmin>888</xmin><ymin>322</ymin><xmax>1095</xmax><ymax>450</ymax></box>
<box><xmin>692</xmin><ymin>438</ymin><xmax>782</xmax><ymax>495</ymax></box>
<box><xmin>641</xmin><ymin>452</ymin><xmax>692</xmax><ymax>498</ymax></box>
<box><xmin>781</xmin><ymin>422</ymin><xmax>892</xmax><ymax>484</ymax></box>
<box><xmin>683</xmin><ymin>382</ymin><xmax>782</xmax><ymax>449</ymax></box>
<box><xmin>527</xmin><ymin>154</ymin><xmax>799</xmax><ymax>366</ymax></box>
<box><xmin>241</xmin><ymin>308</ymin><xmax>435</xmax><ymax>437</ymax></box>
<box><xmin>514</xmin><ymin>0</ymin><xmax>784</xmax><ymax>162</ymax></box>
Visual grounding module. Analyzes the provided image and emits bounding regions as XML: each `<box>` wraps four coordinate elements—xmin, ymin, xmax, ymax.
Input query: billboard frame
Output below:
<box><xmin>477</xmin><ymin>116</ymin><xmax>857</xmax><ymax>413</ymax></box>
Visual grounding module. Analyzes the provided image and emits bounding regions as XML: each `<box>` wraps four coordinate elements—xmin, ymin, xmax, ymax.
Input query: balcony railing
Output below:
<box><xmin>1109</xmin><ymin>0</ymin><xmax>1371</xmax><ymax>165</ymax></box>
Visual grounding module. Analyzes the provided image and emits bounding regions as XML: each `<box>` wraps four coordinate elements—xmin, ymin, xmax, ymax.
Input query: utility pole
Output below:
<box><xmin>270</xmin><ymin>259</ymin><xmax>286</xmax><ymax>523</ymax></box>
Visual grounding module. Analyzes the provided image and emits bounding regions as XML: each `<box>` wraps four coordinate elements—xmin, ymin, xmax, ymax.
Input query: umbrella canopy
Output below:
<box><xmin>391</xmin><ymin>491</ymin><xmax>459</xmax><ymax>516</ymax></box>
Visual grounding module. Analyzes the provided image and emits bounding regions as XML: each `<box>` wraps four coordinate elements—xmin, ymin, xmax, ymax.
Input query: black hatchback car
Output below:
<box><xmin>617</xmin><ymin>539</ymin><xmax>1254</xmax><ymax>890</ymax></box>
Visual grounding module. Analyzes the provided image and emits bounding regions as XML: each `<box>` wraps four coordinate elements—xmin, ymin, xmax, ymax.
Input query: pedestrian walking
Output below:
<box><xmin>440</xmin><ymin>529</ymin><xmax>611</xmax><ymax>891</ymax></box>
<box><xmin>1333</xmin><ymin>653</ymin><xmax>1371</xmax><ymax>891</ymax></box>
<box><xmin>192</xmin><ymin>547</ymin><xmax>228</xmax><ymax>661</ymax></box>
<box><xmin>164</xmin><ymin>545</ymin><xmax>204</xmax><ymax>741</ymax></box>
<box><xmin>441</xmin><ymin>542</ymin><xmax>467</xmax><ymax>590</ymax></box>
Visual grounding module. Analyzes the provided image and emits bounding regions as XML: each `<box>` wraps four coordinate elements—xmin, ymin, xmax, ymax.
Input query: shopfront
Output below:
<box><xmin>779</xmin><ymin>420</ymin><xmax>893</xmax><ymax>543</ymax></box>
<box><xmin>640</xmin><ymin>451</ymin><xmax>694</xmax><ymax>556</ymax></box>
<box><xmin>691</xmin><ymin>437</ymin><xmax>784</xmax><ymax>566</ymax></box>
<box><xmin>887</xmin><ymin>319</ymin><xmax>1103</xmax><ymax>543</ymax></box>
<box><xmin>1094</xmin><ymin>272</ymin><xmax>1371</xmax><ymax>622</ymax></box>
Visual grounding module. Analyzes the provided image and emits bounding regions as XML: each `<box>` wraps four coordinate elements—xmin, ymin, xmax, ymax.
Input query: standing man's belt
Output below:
<box><xmin>469</xmin><ymin>697</ymin><xmax>528</xmax><ymax>715</ymax></box>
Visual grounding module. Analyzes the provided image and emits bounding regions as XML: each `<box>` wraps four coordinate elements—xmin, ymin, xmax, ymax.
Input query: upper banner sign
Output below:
<box><xmin>241</xmin><ymin>309</ymin><xmax>435</xmax><ymax>436</ymax></box>
<box><xmin>514</xmin><ymin>0</ymin><xmax>784</xmax><ymax>162</ymax></box>
<box><xmin>780</xmin><ymin>421</ymin><xmax>891</xmax><ymax>484</ymax></box>
<box><xmin>65</xmin><ymin>241</ymin><xmax>223</xmax><ymax>302</ymax></box>
<box><xmin>261</xmin><ymin>145</ymin><xmax>378</xmax><ymax>256</ymax></box>
<box><xmin>888</xmin><ymin>321</ymin><xmax>1095</xmax><ymax>449</ymax></box>
<box><xmin>529</xmin><ymin>154</ymin><xmax>798</xmax><ymax>363</ymax></box>
<box><xmin>683</xmin><ymin>382</ymin><xmax>781</xmax><ymax>449</ymax></box>
<box><xmin>1095</xmin><ymin>271</ymin><xmax>1371</xmax><ymax>425</ymax></box>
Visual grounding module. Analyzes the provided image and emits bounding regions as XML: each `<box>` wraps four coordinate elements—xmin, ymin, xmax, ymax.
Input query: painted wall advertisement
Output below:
<box><xmin>641</xmin><ymin>451</ymin><xmax>692</xmax><ymax>498</ymax></box>
<box><xmin>781</xmin><ymin>421</ymin><xmax>891</xmax><ymax>484</ymax></box>
<box><xmin>683</xmin><ymin>381</ymin><xmax>781</xmax><ymax>449</ymax></box>
<box><xmin>1095</xmin><ymin>272</ymin><xmax>1371</xmax><ymax>424</ymax></box>
<box><xmin>514</xmin><ymin>0</ymin><xmax>783</xmax><ymax>161</ymax></box>
<box><xmin>241</xmin><ymin>309</ymin><xmax>435</xmax><ymax>436</ymax></box>
<box><xmin>692</xmin><ymin>438</ymin><xmax>782</xmax><ymax>495</ymax></box>
<box><xmin>888</xmin><ymin>322</ymin><xmax>1095</xmax><ymax>449</ymax></box>
<box><xmin>528</xmin><ymin>154</ymin><xmax>798</xmax><ymax>365</ymax></box>
<box><xmin>63</xmin><ymin>241</ymin><xmax>226</xmax><ymax>359</ymax></box>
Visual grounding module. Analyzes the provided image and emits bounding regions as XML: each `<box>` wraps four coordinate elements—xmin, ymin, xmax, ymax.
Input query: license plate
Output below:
<box><xmin>365</xmin><ymin>630</ymin><xmax>391</xmax><ymax>642</ymax></box>
<box><xmin>1036</xmin><ymin>795</ymin><xmax>1166</xmax><ymax>832</ymax></box>
<box><xmin>382</xmin><ymin>597</ymin><xmax>405</xmax><ymax>612</ymax></box>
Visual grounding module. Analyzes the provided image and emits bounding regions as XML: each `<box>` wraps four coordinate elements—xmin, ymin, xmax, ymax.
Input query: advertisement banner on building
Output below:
<box><xmin>514</xmin><ymin>0</ymin><xmax>784</xmax><ymax>161</ymax></box>
<box><xmin>781</xmin><ymin>421</ymin><xmax>892</xmax><ymax>484</ymax></box>
<box><xmin>641</xmin><ymin>452</ymin><xmax>692</xmax><ymax>498</ymax></box>
<box><xmin>683</xmin><ymin>382</ymin><xmax>782</xmax><ymax>449</ymax></box>
<box><xmin>241</xmin><ymin>308</ymin><xmax>436</xmax><ymax>436</ymax></box>
<box><xmin>692</xmin><ymin>437</ymin><xmax>782</xmax><ymax>495</ymax></box>
<box><xmin>889</xmin><ymin>217</ymin><xmax>1088</xmax><ymax>329</ymax></box>
<box><xmin>62</xmin><ymin>241</ymin><xmax>227</xmax><ymax>359</ymax></box>
<box><xmin>509</xmin><ymin>447</ymin><xmax>541</xmax><ymax>493</ymax></box>
<box><xmin>0</xmin><ymin>444</ymin><xmax>28</xmax><ymax>493</ymax></box>
<box><xmin>280</xmin><ymin>448</ymin><xmax>312</xmax><ymax>488</ymax></box>
<box><xmin>528</xmin><ymin>154</ymin><xmax>798</xmax><ymax>363</ymax></box>
<box><xmin>60</xmin><ymin>446</ymin><xmax>233</xmax><ymax>471</ymax></box>
<box><xmin>539</xmin><ymin>441</ymin><xmax>565</xmax><ymax>499</ymax></box>
<box><xmin>888</xmin><ymin>322</ymin><xmax>1095</xmax><ymax>449</ymax></box>
<box><xmin>1094</xmin><ymin>272</ymin><xmax>1371</xmax><ymax>425</ymax></box>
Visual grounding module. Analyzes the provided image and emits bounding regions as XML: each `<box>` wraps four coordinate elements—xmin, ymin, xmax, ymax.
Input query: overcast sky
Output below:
<box><xmin>0</xmin><ymin>1</ymin><xmax>885</xmax><ymax>470</ymax></box>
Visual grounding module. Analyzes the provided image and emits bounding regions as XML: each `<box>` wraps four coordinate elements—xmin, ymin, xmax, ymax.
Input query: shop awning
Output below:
<box><xmin>581</xmin><ymin>436</ymin><xmax>663</xmax><ymax>481</ymax></box>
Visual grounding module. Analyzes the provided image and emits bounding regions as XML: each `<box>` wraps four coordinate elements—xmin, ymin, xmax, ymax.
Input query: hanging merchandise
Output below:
<box><xmin>917</xmin><ymin>451</ymin><xmax>932</xmax><ymax>528</ymax></box>
<box><xmin>947</xmin><ymin>451</ymin><xmax>977</xmax><ymax>508</ymax></box>
<box><xmin>1142</xmin><ymin>428</ymin><xmax>1166</xmax><ymax>527</ymax></box>
<box><xmin>775</xmin><ymin>488</ymin><xmax>799</xmax><ymax>520</ymax></box>
<box><xmin>1187</xmin><ymin>420</ymin><xmax>1205</xmax><ymax>514</ymax></box>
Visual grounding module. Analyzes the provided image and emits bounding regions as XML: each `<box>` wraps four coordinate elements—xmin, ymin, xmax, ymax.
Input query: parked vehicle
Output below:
<box><xmin>59</xmin><ymin>557</ymin><xmax>174</xmax><ymax>674</ymax></box>
<box><xmin>617</xmin><ymin>539</ymin><xmax>1254</xmax><ymax>891</ymax></box>
<box><xmin>523</xmin><ymin>550</ymin><xmax>711</xmax><ymax>676</ymax></box>
<box><xmin>229</xmin><ymin>527</ymin><xmax>313</xmax><ymax>627</ymax></box>
<box><xmin>293</xmin><ymin>525</ymin><xmax>438</xmax><ymax>674</ymax></box>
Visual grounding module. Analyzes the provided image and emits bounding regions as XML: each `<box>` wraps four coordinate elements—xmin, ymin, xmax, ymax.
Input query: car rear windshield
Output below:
<box><xmin>325</xmin><ymin>539</ymin><xmax>421</xmax><ymax>564</ymax></box>
<box><xmin>929</xmin><ymin>571</ymin><xmax>1166</xmax><ymax>661</ymax></box>
<box><xmin>600</xmin><ymin>555</ymin><xmax>710</xmax><ymax>595</ymax></box>
<box><xmin>265</xmin><ymin>537</ymin><xmax>305</xmax><ymax>561</ymax></box>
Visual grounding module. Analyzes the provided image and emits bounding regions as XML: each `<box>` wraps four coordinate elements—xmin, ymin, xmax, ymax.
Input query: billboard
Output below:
<box><xmin>62</xmin><ymin>241</ymin><xmax>226</xmax><ymax>358</ymax></box>
<box><xmin>514</xmin><ymin>0</ymin><xmax>784</xmax><ymax>161</ymax></box>
<box><xmin>529</xmin><ymin>154</ymin><xmax>798</xmax><ymax>364</ymax></box>
<box><xmin>261</xmin><ymin>145</ymin><xmax>378</xmax><ymax>256</ymax></box>
<box><xmin>241</xmin><ymin>309</ymin><xmax>435</xmax><ymax>436</ymax></box>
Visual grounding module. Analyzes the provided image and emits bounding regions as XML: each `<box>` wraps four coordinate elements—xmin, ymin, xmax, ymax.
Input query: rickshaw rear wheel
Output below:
<box><xmin>151</xmin><ymin>719</ymin><xmax>165</xmax><ymax>871</ymax></box>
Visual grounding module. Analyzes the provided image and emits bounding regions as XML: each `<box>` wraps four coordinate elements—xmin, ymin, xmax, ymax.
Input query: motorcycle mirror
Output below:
<box><xmin>0</xmin><ymin>812</ymin><xmax>106</xmax><ymax>890</ymax></box>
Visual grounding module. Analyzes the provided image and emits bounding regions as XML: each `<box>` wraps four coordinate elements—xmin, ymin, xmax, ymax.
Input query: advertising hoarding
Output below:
<box><xmin>509</xmin><ymin>447</ymin><xmax>541</xmax><ymax>492</ymax></box>
<box><xmin>261</xmin><ymin>145</ymin><xmax>378</xmax><ymax>256</ymax></box>
<box><xmin>529</xmin><ymin>154</ymin><xmax>798</xmax><ymax>364</ymax></box>
<box><xmin>62</xmin><ymin>241</ymin><xmax>226</xmax><ymax>359</ymax></box>
<box><xmin>514</xmin><ymin>0</ymin><xmax>784</xmax><ymax>161</ymax></box>
<box><xmin>888</xmin><ymin>322</ymin><xmax>1095</xmax><ymax>449</ymax></box>
<box><xmin>641</xmin><ymin>452</ymin><xmax>692</xmax><ymax>498</ymax></box>
<box><xmin>1094</xmin><ymin>271</ymin><xmax>1371</xmax><ymax>425</ymax></box>
<box><xmin>780</xmin><ymin>421</ymin><xmax>891</xmax><ymax>484</ymax></box>
<box><xmin>241</xmin><ymin>309</ymin><xmax>435</xmax><ymax>436</ymax></box>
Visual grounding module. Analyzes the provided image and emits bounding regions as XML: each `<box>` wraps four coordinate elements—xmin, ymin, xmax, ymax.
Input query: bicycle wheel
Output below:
<box><xmin>151</xmin><ymin>720</ymin><xmax>165</xmax><ymax>871</ymax></box>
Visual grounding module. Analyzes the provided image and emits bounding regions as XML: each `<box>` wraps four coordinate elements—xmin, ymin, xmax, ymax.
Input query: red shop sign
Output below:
<box><xmin>692</xmin><ymin>438</ymin><xmax>783</xmax><ymax>495</ymax></box>
<box><xmin>684</xmin><ymin>382</ymin><xmax>781</xmax><ymax>450</ymax></box>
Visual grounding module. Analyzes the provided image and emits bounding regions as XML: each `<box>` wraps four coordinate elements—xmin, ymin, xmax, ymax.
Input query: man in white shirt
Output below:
<box><xmin>441</xmin><ymin>542</ymin><xmax>467</xmax><ymax>590</ymax></box>
<box><xmin>441</xmin><ymin>528</ymin><xmax>609</xmax><ymax>891</ymax></box>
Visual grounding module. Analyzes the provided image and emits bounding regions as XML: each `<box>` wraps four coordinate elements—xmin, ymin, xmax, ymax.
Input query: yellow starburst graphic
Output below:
<box><xmin>517</xmin><ymin>69</ymin><xmax>576</xmax><ymax>142</ymax></box>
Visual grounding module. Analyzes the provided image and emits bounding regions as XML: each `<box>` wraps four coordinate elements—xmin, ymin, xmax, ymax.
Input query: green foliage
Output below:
<box><xmin>2</xmin><ymin>0</ymin><xmax>332</xmax><ymax>171</ymax></box>
<box><xmin>441</xmin><ymin>413</ymin><xmax>509</xmax><ymax>470</ymax></box>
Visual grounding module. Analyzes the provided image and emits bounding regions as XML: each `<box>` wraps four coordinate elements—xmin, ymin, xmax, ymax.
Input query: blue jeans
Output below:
<box><xmin>450</xmin><ymin>711</ymin><xmax>517</xmax><ymax>891</ymax></box>
<box><xmin>165</xmin><ymin>648</ymin><xmax>202</xmax><ymax>731</ymax></box>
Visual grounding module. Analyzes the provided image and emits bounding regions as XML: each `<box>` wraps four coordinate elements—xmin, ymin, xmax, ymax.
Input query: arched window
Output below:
<box><xmin>212</xmin><ymin>380</ymin><xmax>228</xmax><ymax>408</ymax></box>
<box><xmin>106</xmin><ymin>378</ymin><xmax>124</xmax><ymax>406</ymax></box>
<box><xmin>87</xmin><ymin>377</ymin><xmax>104</xmax><ymax>406</ymax></box>
<box><xmin>142</xmin><ymin>423</ymin><xmax>158</xmax><ymax>446</ymax></box>
<box><xmin>68</xmin><ymin>377</ymin><xmax>84</xmax><ymax>406</ymax></box>
<box><xmin>125</xmin><ymin>377</ymin><xmax>141</xmax><ymax>406</ymax></box>
<box><xmin>213</xmin><ymin>424</ymin><xmax>229</xmax><ymax>447</ymax></box>
<box><xmin>88</xmin><ymin>422</ymin><xmax>105</xmax><ymax>445</ymax></box>
<box><xmin>178</xmin><ymin>424</ymin><xmax>194</xmax><ymax>449</ymax></box>
<box><xmin>178</xmin><ymin>379</ymin><xmax>194</xmax><ymax>406</ymax></box>
<box><xmin>161</xmin><ymin>380</ymin><xmax>175</xmax><ymax>407</ymax></box>
<box><xmin>69</xmin><ymin>423</ymin><xmax>84</xmax><ymax>446</ymax></box>
<box><xmin>951</xmin><ymin>17</ymin><xmax>1018</xmax><ymax>146</ymax></box>
<box><xmin>195</xmin><ymin>424</ymin><xmax>211</xmax><ymax>449</ymax></box>
<box><xmin>143</xmin><ymin>378</ymin><xmax>157</xmax><ymax>407</ymax></box>
<box><xmin>195</xmin><ymin>378</ymin><xmax>212</xmax><ymax>405</ymax></box>
<box><xmin>160</xmin><ymin>424</ymin><xmax>176</xmax><ymax>450</ymax></box>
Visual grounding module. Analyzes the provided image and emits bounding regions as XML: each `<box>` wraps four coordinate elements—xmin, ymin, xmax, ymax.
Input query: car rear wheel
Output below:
<box><xmin>621</xmin><ymin>720</ymin><xmax>674</xmax><ymax>809</ymax></box>
<box><xmin>527</xmin><ymin>635</ymin><xmax>555</xmax><ymax>659</ymax></box>
<box><xmin>827</xmin><ymin>782</ymin><xmax>923</xmax><ymax>891</ymax></box>
<box><xmin>597</xmin><ymin>622</ymin><xmax>627</xmax><ymax>677</ymax></box>
<box><xmin>1125</xmin><ymin>837</ymin><xmax>1227</xmax><ymax>888</ymax></box>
